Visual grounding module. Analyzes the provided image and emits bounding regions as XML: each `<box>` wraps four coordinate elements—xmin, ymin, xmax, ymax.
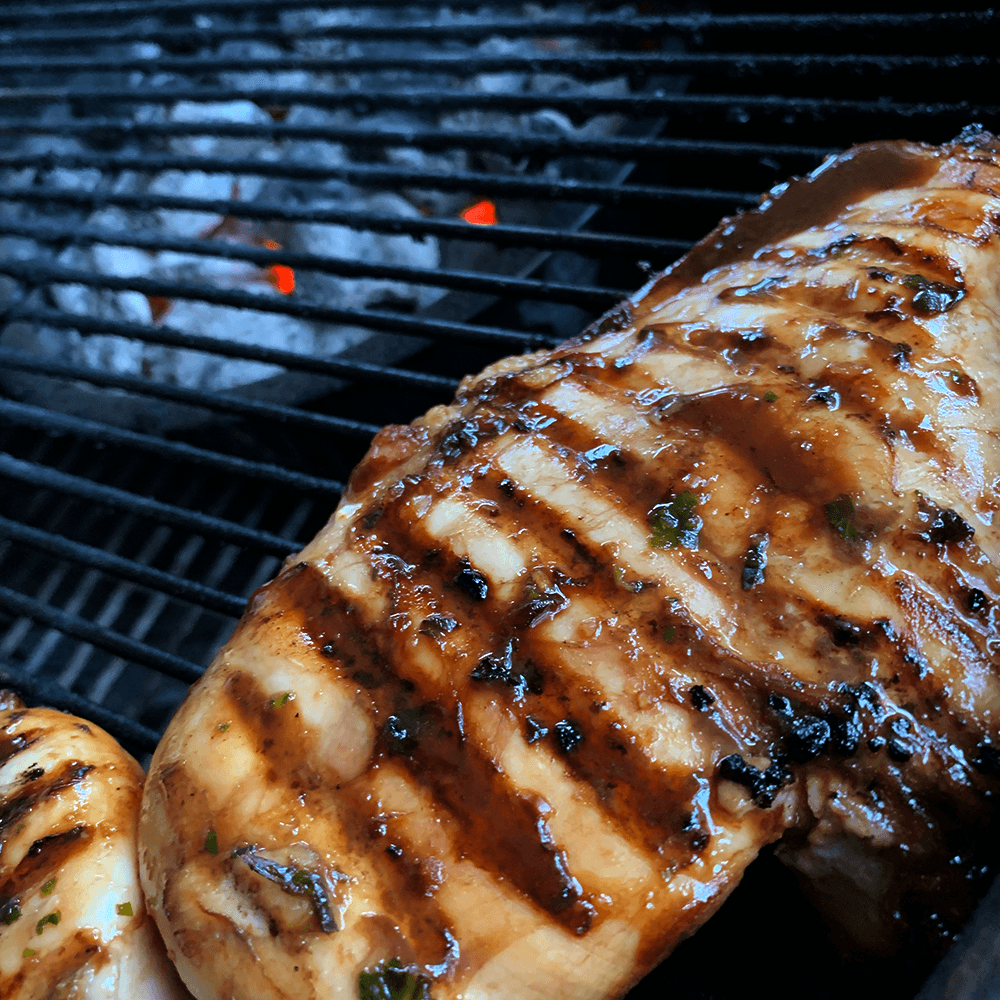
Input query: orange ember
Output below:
<box><xmin>146</xmin><ymin>295</ymin><xmax>172</xmax><ymax>324</ymax></box>
<box><xmin>460</xmin><ymin>200</ymin><xmax>497</xmax><ymax>226</ymax></box>
<box><xmin>262</xmin><ymin>240</ymin><xmax>296</xmax><ymax>294</ymax></box>
<box><xmin>269</xmin><ymin>265</ymin><xmax>296</xmax><ymax>295</ymax></box>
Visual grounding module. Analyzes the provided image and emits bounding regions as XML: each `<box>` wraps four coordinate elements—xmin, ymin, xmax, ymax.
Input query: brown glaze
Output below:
<box><xmin>644</xmin><ymin>139</ymin><xmax>939</xmax><ymax>302</ymax></box>
<box><xmin>142</xmin><ymin>131</ymin><xmax>1000</xmax><ymax>1000</ymax></box>
<box><xmin>271</xmin><ymin>562</ymin><xmax>597</xmax><ymax>936</ymax></box>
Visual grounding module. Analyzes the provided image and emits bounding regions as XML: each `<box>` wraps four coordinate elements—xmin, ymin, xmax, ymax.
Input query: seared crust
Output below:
<box><xmin>141</xmin><ymin>131</ymin><xmax>1000</xmax><ymax>1000</ymax></box>
<box><xmin>0</xmin><ymin>696</ymin><xmax>191</xmax><ymax>1000</ymax></box>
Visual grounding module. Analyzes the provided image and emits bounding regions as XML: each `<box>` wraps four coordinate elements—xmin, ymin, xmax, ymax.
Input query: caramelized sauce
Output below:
<box><xmin>648</xmin><ymin>140</ymin><xmax>939</xmax><ymax>300</ymax></box>
<box><xmin>261</xmin><ymin>562</ymin><xmax>598</xmax><ymax>936</ymax></box>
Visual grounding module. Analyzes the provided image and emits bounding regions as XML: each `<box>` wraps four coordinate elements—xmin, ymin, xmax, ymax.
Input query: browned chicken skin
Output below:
<box><xmin>140</xmin><ymin>128</ymin><xmax>1000</xmax><ymax>1000</ymax></box>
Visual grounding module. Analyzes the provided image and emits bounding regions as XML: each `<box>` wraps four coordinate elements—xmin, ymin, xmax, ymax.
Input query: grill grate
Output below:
<box><xmin>1</xmin><ymin>3</ymin><xmax>999</xmax><ymax>997</ymax></box>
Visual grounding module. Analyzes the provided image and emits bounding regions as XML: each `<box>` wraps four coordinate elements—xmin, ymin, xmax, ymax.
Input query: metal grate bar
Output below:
<box><xmin>0</xmin><ymin>399</ymin><xmax>345</xmax><ymax>497</ymax></box>
<box><xmin>0</xmin><ymin>263</ymin><xmax>557</xmax><ymax>350</ymax></box>
<box><xmin>0</xmin><ymin>347</ymin><xmax>382</xmax><ymax>440</ymax></box>
<box><xmin>4</xmin><ymin>84</ymin><xmax>994</xmax><ymax>122</ymax></box>
<box><xmin>0</xmin><ymin>0</ymin><xmax>530</xmax><ymax>20</ymax></box>
<box><xmin>0</xmin><ymin>118</ymin><xmax>834</xmax><ymax>166</ymax></box>
<box><xmin>0</xmin><ymin>15</ymin><xmax>680</xmax><ymax>48</ymax></box>
<box><xmin>0</xmin><ymin>149</ymin><xmax>730</xmax><ymax>208</ymax></box>
<box><xmin>0</xmin><ymin>514</ymin><xmax>246</xmax><ymax>617</ymax></box>
<box><xmin>0</xmin><ymin>12</ymin><xmax>991</xmax><ymax>49</ymax></box>
<box><xmin>2</xmin><ymin>51</ymin><xmax>990</xmax><ymax>77</ymax></box>
<box><xmin>0</xmin><ymin>305</ymin><xmax>460</xmax><ymax>394</ymax></box>
<box><xmin>0</xmin><ymin>220</ymin><xmax>628</xmax><ymax>308</ymax></box>
<box><xmin>0</xmin><ymin>186</ymin><xmax>692</xmax><ymax>258</ymax></box>
<box><xmin>0</xmin><ymin>584</ymin><xmax>204</xmax><ymax>683</ymax></box>
<box><xmin>0</xmin><ymin>453</ymin><xmax>300</xmax><ymax>556</ymax></box>
<box><xmin>0</xmin><ymin>660</ymin><xmax>162</xmax><ymax>753</ymax></box>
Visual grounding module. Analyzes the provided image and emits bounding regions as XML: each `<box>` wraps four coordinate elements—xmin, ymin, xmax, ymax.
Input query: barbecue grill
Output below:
<box><xmin>1</xmin><ymin>3</ymin><xmax>998</xmax><ymax>999</ymax></box>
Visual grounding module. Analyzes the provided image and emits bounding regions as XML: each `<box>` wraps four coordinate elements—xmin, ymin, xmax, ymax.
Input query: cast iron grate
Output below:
<box><xmin>0</xmin><ymin>4</ymin><xmax>998</xmax><ymax>998</ymax></box>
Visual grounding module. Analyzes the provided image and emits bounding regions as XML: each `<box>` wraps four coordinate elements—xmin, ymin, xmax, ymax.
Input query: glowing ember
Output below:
<box><xmin>146</xmin><ymin>295</ymin><xmax>173</xmax><ymax>324</ymax></box>
<box><xmin>263</xmin><ymin>240</ymin><xmax>296</xmax><ymax>295</ymax></box>
<box><xmin>460</xmin><ymin>200</ymin><xmax>497</xmax><ymax>226</ymax></box>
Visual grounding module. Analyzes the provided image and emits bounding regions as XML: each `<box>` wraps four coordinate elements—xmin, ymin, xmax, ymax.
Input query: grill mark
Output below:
<box><xmin>326</xmin><ymin>513</ymin><xmax>816</xmax><ymax>870</ymax></box>
<box><xmin>0</xmin><ymin>926</ymin><xmax>107</xmax><ymax>1000</ymax></box>
<box><xmin>338</xmin><ymin>485</ymin><xmax>747</xmax><ymax>860</ymax></box>
<box><xmin>215</xmin><ymin>675</ymin><xmax>455</xmax><ymax>960</ymax></box>
<box><xmin>0</xmin><ymin>825</ymin><xmax>87</xmax><ymax>900</ymax></box>
<box><xmin>269</xmin><ymin>562</ymin><xmax>598</xmax><ymax>936</ymax></box>
<box><xmin>472</xmin><ymin>433</ymin><xmax>975</xmax><ymax>764</ymax></box>
<box><xmin>893</xmin><ymin>572</ymin><xmax>1000</xmax><ymax>735</ymax></box>
<box><xmin>0</xmin><ymin>728</ymin><xmax>41</xmax><ymax>767</ymax></box>
<box><xmin>0</xmin><ymin>761</ymin><xmax>95</xmax><ymax>835</ymax></box>
<box><xmin>472</xmin><ymin>634</ymin><xmax>708</xmax><ymax>866</ymax></box>
<box><xmin>662</xmin><ymin>387</ymin><xmax>874</xmax><ymax>504</ymax></box>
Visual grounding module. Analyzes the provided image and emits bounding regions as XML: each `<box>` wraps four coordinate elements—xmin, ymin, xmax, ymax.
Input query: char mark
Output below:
<box><xmin>717</xmin><ymin>755</ymin><xmax>792</xmax><ymax>809</ymax></box>
<box><xmin>1</xmin><ymin>826</ymin><xmax>87</xmax><ymax>901</ymax></box>
<box><xmin>0</xmin><ymin>762</ymin><xmax>95</xmax><ymax>836</ymax></box>
<box><xmin>248</xmin><ymin>567</ymin><xmax>598</xmax><ymax>934</ymax></box>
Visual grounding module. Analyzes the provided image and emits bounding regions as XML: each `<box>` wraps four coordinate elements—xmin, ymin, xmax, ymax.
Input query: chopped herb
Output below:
<box><xmin>270</xmin><ymin>692</ymin><xmax>294</xmax><ymax>708</ymax></box>
<box><xmin>35</xmin><ymin>910</ymin><xmax>60</xmax><ymax>935</ymax></box>
<box><xmin>649</xmin><ymin>491</ymin><xmax>701</xmax><ymax>550</ymax></box>
<box><xmin>204</xmin><ymin>829</ymin><xmax>219</xmax><ymax>855</ymax></box>
<box><xmin>664</xmin><ymin>625</ymin><xmax>675</xmax><ymax>643</ymax></box>
<box><xmin>116</xmin><ymin>902</ymin><xmax>133</xmax><ymax>917</ymax></box>
<box><xmin>217</xmin><ymin>722</ymin><xmax>231</xmax><ymax>732</ymax></box>
<box><xmin>0</xmin><ymin>899</ymin><xmax>20</xmax><ymax>925</ymax></box>
<box><xmin>825</xmin><ymin>496</ymin><xmax>856</xmax><ymax>540</ymax></box>
<box><xmin>901</xmin><ymin>274</ymin><xmax>964</xmax><ymax>313</ymax></box>
<box><xmin>359</xmin><ymin>960</ymin><xmax>427</xmax><ymax>1000</ymax></box>
<box><xmin>22</xmin><ymin>948</ymin><xmax>35</xmax><ymax>958</ymax></box>
<box><xmin>613</xmin><ymin>566</ymin><xmax>640</xmax><ymax>593</ymax></box>
<box><xmin>41</xmin><ymin>877</ymin><xmax>56</xmax><ymax>895</ymax></box>
<box><xmin>764</xmin><ymin>391</ymin><xmax>778</xmax><ymax>403</ymax></box>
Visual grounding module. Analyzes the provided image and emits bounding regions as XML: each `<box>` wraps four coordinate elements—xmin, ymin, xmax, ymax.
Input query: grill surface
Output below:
<box><xmin>1</xmin><ymin>3</ymin><xmax>999</xmax><ymax>999</ymax></box>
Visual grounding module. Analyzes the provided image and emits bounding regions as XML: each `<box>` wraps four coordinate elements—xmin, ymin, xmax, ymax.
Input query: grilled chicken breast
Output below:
<box><xmin>141</xmin><ymin>127</ymin><xmax>1000</xmax><ymax>1000</ymax></box>
<box><xmin>0</xmin><ymin>693</ymin><xmax>191</xmax><ymax>1000</ymax></box>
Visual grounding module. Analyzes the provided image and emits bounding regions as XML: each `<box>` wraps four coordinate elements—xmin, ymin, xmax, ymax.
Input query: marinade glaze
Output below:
<box><xmin>140</xmin><ymin>130</ymin><xmax>1000</xmax><ymax>1000</ymax></box>
<box><xmin>0</xmin><ymin>701</ymin><xmax>191</xmax><ymax>1000</ymax></box>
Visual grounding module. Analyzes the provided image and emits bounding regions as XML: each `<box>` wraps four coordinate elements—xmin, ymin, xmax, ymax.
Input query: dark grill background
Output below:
<box><xmin>0</xmin><ymin>3</ymin><xmax>997</xmax><ymax>999</ymax></box>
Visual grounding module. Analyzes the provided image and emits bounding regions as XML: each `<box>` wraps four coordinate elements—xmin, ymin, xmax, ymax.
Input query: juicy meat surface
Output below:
<box><xmin>0</xmin><ymin>694</ymin><xmax>192</xmax><ymax>1000</ymax></box>
<box><xmin>141</xmin><ymin>129</ymin><xmax>1000</xmax><ymax>1000</ymax></box>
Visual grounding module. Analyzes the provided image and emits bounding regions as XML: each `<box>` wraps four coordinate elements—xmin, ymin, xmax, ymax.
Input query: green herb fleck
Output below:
<box><xmin>612</xmin><ymin>565</ymin><xmax>641</xmax><ymax>593</ymax></box>
<box><xmin>204</xmin><ymin>829</ymin><xmax>219</xmax><ymax>855</ymax></box>
<box><xmin>0</xmin><ymin>900</ymin><xmax>20</xmax><ymax>925</ymax></box>
<box><xmin>825</xmin><ymin>496</ymin><xmax>856</xmax><ymax>540</ymax></box>
<box><xmin>764</xmin><ymin>391</ymin><xmax>778</xmax><ymax>403</ymax></box>
<box><xmin>902</xmin><ymin>274</ymin><xmax>930</xmax><ymax>290</ymax></box>
<box><xmin>664</xmin><ymin>625</ymin><xmax>675</xmax><ymax>644</ymax></box>
<box><xmin>35</xmin><ymin>910</ymin><xmax>60</xmax><ymax>935</ymax></box>
<box><xmin>359</xmin><ymin>960</ymin><xmax>427</xmax><ymax>1000</ymax></box>
<box><xmin>649</xmin><ymin>491</ymin><xmax>701</xmax><ymax>550</ymax></box>
<box><xmin>22</xmin><ymin>948</ymin><xmax>35</xmax><ymax>958</ymax></box>
<box><xmin>217</xmin><ymin>722</ymin><xmax>231</xmax><ymax>732</ymax></box>
<box><xmin>41</xmin><ymin>877</ymin><xmax>56</xmax><ymax>896</ymax></box>
<box><xmin>270</xmin><ymin>691</ymin><xmax>294</xmax><ymax>708</ymax></box>
<box><xmin>116</xmin><ymin>902</ymin><xmax>133</xmax><ymax>917</ymax></box>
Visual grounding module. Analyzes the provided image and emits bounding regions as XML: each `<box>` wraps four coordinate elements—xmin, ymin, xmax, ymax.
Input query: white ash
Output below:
<box><xmin>0</xmin><ymin>1</ymin><xmax>635</xmax><ymax>431</ymax></box>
